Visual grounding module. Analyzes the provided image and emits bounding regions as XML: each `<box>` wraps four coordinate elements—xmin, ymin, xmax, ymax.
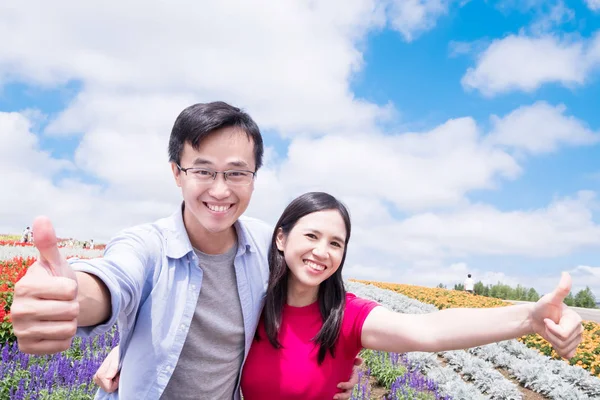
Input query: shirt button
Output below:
<box><xmin>180</xmin><ymin>324</ymin><xmax>187</xmax><ymax>331</ymax></box>
<box><xmin>190</xmin><ymin>285</ymin><xmax>196</xmax><ymax>291</ymax></box>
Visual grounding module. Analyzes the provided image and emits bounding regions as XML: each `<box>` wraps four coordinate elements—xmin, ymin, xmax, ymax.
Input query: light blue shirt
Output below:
<box><xmin>70</xmin><ymin>205</ymin><xmax>272</xmax><ymax>399</ymax></box>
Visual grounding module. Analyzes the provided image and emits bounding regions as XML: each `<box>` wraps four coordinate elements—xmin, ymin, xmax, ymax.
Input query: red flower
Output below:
<box><xmin>15</xmin><ymin>268</ymin><xmax>27</xmax><ymax>282</ymax></box>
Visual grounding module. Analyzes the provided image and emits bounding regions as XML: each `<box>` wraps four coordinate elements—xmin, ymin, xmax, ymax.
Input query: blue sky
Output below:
<box><xmin>1</xmin><ymin>0</ymin><xmax>599</xmax><ymax>296</ymax></box>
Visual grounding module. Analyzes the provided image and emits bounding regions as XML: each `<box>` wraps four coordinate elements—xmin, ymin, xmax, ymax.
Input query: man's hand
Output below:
<box><xmin>10</xmin><ymin>216</ymin><xmax>79</xmax><ymax>354</ymax></box>
<box><xmin>530</xmin><ymin>272</ymin><xmax>583</xmax><ymax>359</ymax></box>
<box><xmin>94</xmin><ymin>346</ymin><xmax>121</xmax><ymax>393</ymax></box>
<box><xmin>334</xmin><ymin>356</ymin><xmax>363</xmax><ymax>399</ymax></box>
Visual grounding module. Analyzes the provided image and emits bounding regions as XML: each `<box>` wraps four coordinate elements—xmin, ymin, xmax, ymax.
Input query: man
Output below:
<box><xmin>11</xmin><ymin>102</ymin><xmax>358</xmax><ymax>399</ymax></box>
<box><xmin>464</xmin><ymin>274</ymin><xmax>475</xmax><ymax>294</ymax></box>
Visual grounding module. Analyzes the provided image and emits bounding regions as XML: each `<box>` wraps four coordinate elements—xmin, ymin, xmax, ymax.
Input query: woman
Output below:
<box><xmin>96</xmin><ymin>192</ymin><xmax>584</xmax><ymax>399</ymax></box>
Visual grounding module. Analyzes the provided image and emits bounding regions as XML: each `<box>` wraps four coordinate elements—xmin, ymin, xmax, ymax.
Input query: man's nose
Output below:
<box><xmin>208</xmin><ymin>173</ymin><xmax>231</xmax><ymax>199</ymax></box>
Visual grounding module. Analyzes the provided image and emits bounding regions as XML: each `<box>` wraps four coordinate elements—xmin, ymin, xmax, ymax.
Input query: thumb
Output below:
<box><xmin>547</xmin><ymin>272</ymin><xmax>571</xmax><ymax>305</ymax></box>
<box><xmin>33</xmin><ymin>216</ymin><xmax>72</xmax><ymax>278</ymax></box>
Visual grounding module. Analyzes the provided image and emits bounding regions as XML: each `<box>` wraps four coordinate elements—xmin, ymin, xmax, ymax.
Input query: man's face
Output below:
<box><xmin>172</xmin><ymin>127</ymin><xmax>256</xmax><ymax>237</ymax></box>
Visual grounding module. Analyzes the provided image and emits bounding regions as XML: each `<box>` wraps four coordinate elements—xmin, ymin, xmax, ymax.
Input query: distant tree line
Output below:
<box><xmin>437</xmin><ymin>281</ymin><xmax>597</xmax><ymax>309</ymax></box>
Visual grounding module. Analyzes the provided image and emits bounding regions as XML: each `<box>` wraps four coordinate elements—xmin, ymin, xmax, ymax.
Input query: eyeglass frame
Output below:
<box><xmin>176</xmin><ymin>164</ymin><xmax>256</xmax><ymax>186</ymax></box>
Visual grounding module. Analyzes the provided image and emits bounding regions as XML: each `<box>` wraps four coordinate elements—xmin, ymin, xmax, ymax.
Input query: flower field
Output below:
<box><xmin>3</xmin><ymin>244</ymin><xmax>600</xmax><ymax>399</ymax></box>
<box><xmin>1</xmin><ymin>247</ymin><xmax>108</xmax><ymax>399</ymax></box>
<box><xmin>347</xmin><ymin>281</ymin><xmax>600</xmax><ymax>399</ymax></box>
<box><xmin>353</xmin><ymin>279</ymin><xmax>600</xmax><ymax>378</ymax></box>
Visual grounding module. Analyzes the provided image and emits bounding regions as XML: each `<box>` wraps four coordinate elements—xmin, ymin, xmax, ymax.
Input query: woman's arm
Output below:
<box><xmin>361</xmin><ymin>273</ymin><xmax>583</xmax><ymax>359</ymax></box>
<box><xmin>362</xmin><ymin>303</ymin><xmax>532</xmax><ymax>353</ymax></box>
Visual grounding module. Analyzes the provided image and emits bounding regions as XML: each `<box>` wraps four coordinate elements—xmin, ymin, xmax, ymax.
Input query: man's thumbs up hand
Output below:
<box><xmin>10</xmin><ymin>216</ymin><xmax>79</xmax><ymax>355</ymax></box>
<box><xmin>33</xmin><ymin>216</ymin><xmax>77</xmax><ymax>280</ymax></box>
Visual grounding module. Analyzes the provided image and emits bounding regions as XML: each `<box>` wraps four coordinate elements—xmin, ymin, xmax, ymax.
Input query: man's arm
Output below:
<box><xmin>12</xmin><ymin>217</ymin><xmax>158</xmax><ymax>354</ymax></box>
<box><xmin>76</xmin><ymin>271</ymin><xmax>111</xmax><ymax>327</ymax></box>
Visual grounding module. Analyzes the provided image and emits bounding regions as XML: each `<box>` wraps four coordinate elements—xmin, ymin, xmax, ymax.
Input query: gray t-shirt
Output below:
<box><xmin>161</xmin><ymin>243</ymin><xmax>245</xmax><ymax>399</ymax></box>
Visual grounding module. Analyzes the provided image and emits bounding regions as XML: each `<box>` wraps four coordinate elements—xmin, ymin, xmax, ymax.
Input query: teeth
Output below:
<box><xmin>304</xmin><ymin>260</ymin><xmax>325</xmax><ymax>271</ymax></box>
<box><xmin>207</xmin><ymin>204</ymin><xmax>230</xmax><ymax>212</ymax></box>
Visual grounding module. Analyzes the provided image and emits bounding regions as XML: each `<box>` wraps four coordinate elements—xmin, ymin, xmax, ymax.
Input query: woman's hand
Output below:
<box><xmin>529</xmin><ymin>272</ymin><xmax>583</xmax><ymax>359</ymax></box>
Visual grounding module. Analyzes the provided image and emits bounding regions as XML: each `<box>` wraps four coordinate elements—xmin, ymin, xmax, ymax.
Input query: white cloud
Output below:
<box><xmin>397</xmin><ymin>262</ymin><xmax>520</xmax><ymax>289</ymax></box>
<box><xmin>0</xmin><ymin>0</ymin><xmax>458</xmax><ymax>139</ymax></box>
<box><xmin>0</xmin><ymin>111</ymin><xmax>72</xmax><ymax>175</ymax></box>
<box><xmin>528</xmin><ymin>1</ymin><xmax>575</xmax><ymax>35</ymax></box>
<box><xmin>386</xmin><ymin>0</ymin><xmax>452</xmax><ymax>42</ymax></box>
<box><xmin>462</xmin><ymin>33</ymin><xmax>600</xmax><ymax>96</ymax></box>
<box><xmin>0</xmin><ymin>111</ymin><xmax>181</xmax><ymax>240</ymax></box>
<box><xmin>568</xmin><ymin>265</ymin><xmax>600</xmax><ymax>297</ymax></box>
<box><xmin>348</xmin><ymin>191</ymin><xmax>600</xmax><ymax>269</ymax></box>
<box><xmin>585</xmin><ymin>0</ymin><xmax>600</xmax><ymax>12</ymax></box>
<box><xmin>495</xmin><ymin>0</ymin><xmax>575</xmax><ymax>34</ymax></box>
<box><xmin>487</xmin><ymin>101</ymin><xmax>599</xmax><ymax>154</ymax></box>
<box><xmin>0</xmin><ymin>0</ymin><xmax>392</xmax><ymax>138</ymax></box>
<box><xmin>278</xmin><ymin>117</ymin><xmax>520</xmax><ymax>212</ymax></box>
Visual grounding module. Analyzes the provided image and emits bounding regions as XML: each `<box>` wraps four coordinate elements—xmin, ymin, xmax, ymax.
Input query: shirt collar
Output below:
<box><xmin>162</xmin><ymin>202</ymin><xmax>255</xmax><ymax>259</ymax></box>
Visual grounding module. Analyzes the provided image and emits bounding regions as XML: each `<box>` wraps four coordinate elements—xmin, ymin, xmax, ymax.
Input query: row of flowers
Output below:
<box><xmin>352</xmin><ymin>279</ymin><xmax>600</xmax><ymax>377</ymax></box>
<box><xmin>360</xmin><ymin>350</ymin><xmax>450</xmax><ymax>400</ymax></box>
<box><xmin>1</xmin><ymin>257</ymin><xmax>36</xmax><ymax>343</ymax></box>
<box><xmin>0</xmin><ymin>254</ymin><xmax>119</xmax><ymax>398</ymax></box>
<box><xmin>0</xmin><ymin>241</ymin><xmax>34</xmax><ymax>247</ymax></box>
<box><xmin>0</xmin><ymin>241</ymin><xmax>106</xmax><ymax>250</ymax></box>
<box><xmin>0</xmin><ymin>330</ymin><xmax>120</xmax><ymax>399</ymax></box>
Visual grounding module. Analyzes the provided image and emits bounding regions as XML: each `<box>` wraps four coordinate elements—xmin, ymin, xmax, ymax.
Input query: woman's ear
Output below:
<box><xmin>275</xmin><ymin>228</ymin><xmax>286</xmax><ymax>251</ymax></box>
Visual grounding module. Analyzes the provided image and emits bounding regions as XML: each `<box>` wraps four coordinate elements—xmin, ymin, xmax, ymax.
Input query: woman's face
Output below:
<box><xmin>276</xmin><ymin>209</ymin><xmax>347</xmax><ymax>291</ymax></box>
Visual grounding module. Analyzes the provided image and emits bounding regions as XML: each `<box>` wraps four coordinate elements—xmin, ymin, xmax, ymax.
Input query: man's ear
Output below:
<box><xmin>171</xmin><ymin>162</ymin><xmax>182</xmax><ymax>187</ymax></box>
<box><xmin>275</xmin><ymin>228</ymin><xmax>285</xmax><ymax>251</ymax></box>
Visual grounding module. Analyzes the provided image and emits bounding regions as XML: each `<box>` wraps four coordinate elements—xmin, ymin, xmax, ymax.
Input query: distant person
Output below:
<box><xmin>90</xmin><ymin>239</ymin><xmax>95</xmax><ymax>250</ymax></box>
<box><xmin>21</xmin><ymin>226</ymin><xmax>32</xmax><ymax>243</ymax></box>
<box><xmin>464</xmin><ymin>274</ymin><xmax>474</xmax><ymax>294</ymax></box>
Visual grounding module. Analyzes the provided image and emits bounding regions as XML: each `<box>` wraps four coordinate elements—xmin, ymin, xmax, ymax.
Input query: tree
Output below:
<box><xmin>437</xmin><ymin>283</ymin><xmax>447</xmax><ymax>289</ymax></box>
<box><xmin>563</xmin><ymin>292</ymin><xmax>575</xmax><ymax>307</ymax></box>
<box><xmin>474</xmin><ymin>281</ymin><xmax>487</xmax><ymax>296</ymax></box>
<box><xmin>574</xmin><ymin>287</ymin><xmax>597</xmax><ymax>309</ymax></box>
<box><xmin>454</xmin><ymin>283</ymin><xmax>464</xmax><ymax>291</ymax></box>
<box><xmin>526</xmin><ymin>288</ymin><xmax>540</xmax><ymax>302</ymax></box>
<box><xmin>514</xmin><ymin>284</ymin><xmax>528</xmax><ymax>301</ymax></box>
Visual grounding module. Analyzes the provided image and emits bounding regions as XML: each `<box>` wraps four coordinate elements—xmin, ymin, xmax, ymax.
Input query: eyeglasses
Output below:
<box><xmin>176</xmin><ymin>164</ymin><xmax>256</xmax><ymax>186</ymax></box>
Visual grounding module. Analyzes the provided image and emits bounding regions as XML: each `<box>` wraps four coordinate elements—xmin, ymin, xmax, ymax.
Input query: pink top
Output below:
<box><xmin>240</xmin><ymin>293</ymin><xmax>378</xmax><ymax>399</ymax></box>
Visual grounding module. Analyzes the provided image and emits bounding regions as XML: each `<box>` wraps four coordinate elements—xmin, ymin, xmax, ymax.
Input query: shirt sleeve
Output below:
<box><xmin>342</xmin><ymin>293</ymin><xmax>379</xmax><ymax>358</ymax></box>
<box><xmin>70</xmin><ymin>226</ymin><xmax>163</xmax><ymax>338</ymax></box>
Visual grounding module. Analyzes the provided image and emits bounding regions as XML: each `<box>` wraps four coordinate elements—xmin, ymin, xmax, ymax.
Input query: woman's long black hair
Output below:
<box><xmin>260</xmin><ymin>192</ymin><xmax>352</xmax><ymax>364</ymax></box>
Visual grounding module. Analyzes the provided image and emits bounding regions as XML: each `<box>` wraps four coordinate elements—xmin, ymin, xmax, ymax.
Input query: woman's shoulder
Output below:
<box><xmin>344</xmin><ymin>292</ymin><xmax>379</xmax><ymax>316</ymax></box>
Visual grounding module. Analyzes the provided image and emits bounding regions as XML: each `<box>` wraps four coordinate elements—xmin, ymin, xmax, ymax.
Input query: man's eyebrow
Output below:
<box><xmin>190</xmin><ymin>159</ymin><xmax>251</xmax><ymax>168</ymax></box>
<box><xmin>227</xmin><ymin>160</ymin><xmax>250</xmax><ymax>168</ymax></box>
<box><xmin>191</xmin><ymin>158</ymin><xmax>213</xmax><ymax>166</ymax></box>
